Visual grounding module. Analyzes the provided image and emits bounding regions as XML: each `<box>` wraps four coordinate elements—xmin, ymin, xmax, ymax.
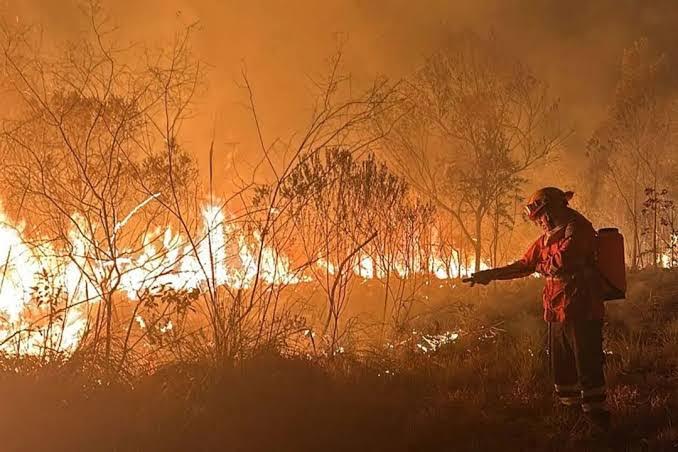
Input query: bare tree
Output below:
<box><xmin>0</xmin><ymin>4</ymin><xmax>204</xmax><ymax>369</ymax></box>
<box><xmin>641</xmin><ymin>188</ymin><xmax>677</xmax><ymax>268</ymax></box>
<box><xmin>588</xmin><ymin>38</ymin><xmax>675</xmax><ymax>269</ymax></box>
<box><xmin>377</xmin><ymin>31</ymin><xmax>565</xmax><ymax>271</ymax></box>
<box><xmin>273</xmin><ymin>148</ymin><xmax>434</xmax><ymax>349</ymax></box>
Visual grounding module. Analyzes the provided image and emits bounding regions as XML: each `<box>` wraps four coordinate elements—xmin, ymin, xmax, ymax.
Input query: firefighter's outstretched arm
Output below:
<box><xmin>463</xmin><ymin>239</ymin><xmax>541</xmax><ymax>286</ymax></box>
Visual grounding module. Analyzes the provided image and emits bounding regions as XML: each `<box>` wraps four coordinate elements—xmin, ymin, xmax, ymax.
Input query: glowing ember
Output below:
<box><xmin>416</xmin><ymin>331</ymin><xmax>460</xmax><ymax>353</ymax></box>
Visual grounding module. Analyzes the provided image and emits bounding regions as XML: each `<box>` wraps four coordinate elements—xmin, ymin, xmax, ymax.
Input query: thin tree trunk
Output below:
<box><xmin>474</xmin><ymin>210</ymin><xmax>483</xmax><ymax>272</ymax></box>
<box><xmin>631</xmin><ymin>173</ymin><xmax>639</xmax><ymax>270</ymax></box>
<box><xmin>652</xmin><ymin>179</ymin><xmax>658</xmax><ymax>268</ymax></box>
<box><xmin>105</xmin><ymin>292</ymin><xmax>112</xmax><ymax>364</ymax></box>
<box><xmin>493</xmin><ymin>200</ymin><xmax>500</xmax><ymax>267</ymax></box>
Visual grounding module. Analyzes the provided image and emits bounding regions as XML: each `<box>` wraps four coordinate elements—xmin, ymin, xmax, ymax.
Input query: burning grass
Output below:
<box><xmin>0</xmin><ymin>271</ymin><xmax>676</xmax><ymax>451</ymax></box>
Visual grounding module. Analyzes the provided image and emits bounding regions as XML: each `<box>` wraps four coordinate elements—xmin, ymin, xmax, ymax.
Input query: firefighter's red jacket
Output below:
<box><xmin>510</xmin><ymin>208</ymin><xmax>604</xmax><ymax>322</ymax></box>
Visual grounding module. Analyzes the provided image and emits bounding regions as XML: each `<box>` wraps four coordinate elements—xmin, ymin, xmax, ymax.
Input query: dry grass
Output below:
<box><xmin>0</xmin><ymin>271</ymin><xmax>677</xmax><ymax>451</ymax></box>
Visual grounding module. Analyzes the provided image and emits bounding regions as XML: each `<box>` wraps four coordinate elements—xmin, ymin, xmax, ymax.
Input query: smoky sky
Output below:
<box><xmin>6</xmin><ymin>0</ymin><xmax>678</xmax><ymax>188</ymax></box>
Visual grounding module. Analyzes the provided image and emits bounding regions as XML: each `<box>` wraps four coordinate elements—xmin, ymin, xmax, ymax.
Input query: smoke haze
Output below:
<box><xmin>6</xmin><ymin>0</ymin><xmax>678</xmax><ymax>186</ymax></box>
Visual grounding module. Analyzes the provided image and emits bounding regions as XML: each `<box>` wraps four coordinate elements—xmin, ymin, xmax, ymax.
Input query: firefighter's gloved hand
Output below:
<box><xmin>462</xmin><ymin>269</ymin><xmax>496</xmax><ymax>287</ymax></box>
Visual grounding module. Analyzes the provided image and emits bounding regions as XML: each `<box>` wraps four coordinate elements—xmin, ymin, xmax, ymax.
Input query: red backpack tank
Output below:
<box><xmin>596</xmin><ymin>228</ymin><xmax>626</xmax><ymax>301</ymax></box>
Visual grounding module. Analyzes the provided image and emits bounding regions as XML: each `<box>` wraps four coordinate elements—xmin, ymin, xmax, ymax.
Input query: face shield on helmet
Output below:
<box><xmin>525</xmin><ymin>198</ymin><xmax>548</xmax><ymax>221</ymax></box>
<box><xmin>524</xmin><ymin>188</ymin><xmax>574</xmax><ymax>222</ymax></box>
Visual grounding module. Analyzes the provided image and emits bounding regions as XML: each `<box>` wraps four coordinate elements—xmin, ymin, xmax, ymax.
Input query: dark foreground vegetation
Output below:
<box><xmin>0</xmin><ymin>271</ymin><xmax>676</xmax><ymax>452</ymax></box>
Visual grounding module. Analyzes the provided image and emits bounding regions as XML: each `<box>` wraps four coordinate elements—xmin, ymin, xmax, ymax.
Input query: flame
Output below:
<box><xmin>316</xmin><ymin>257</ymin><xmax>336</xmax><ymax>275</ymax></box>
<box><xmin>0</xmin><ymin>210</ymin><xmax>88</xmax><ymax>355</ymax></box>
<box><xmin>660</xmin><ymin>234</ymin><xmax>677</xmax><ymax>269</ymax></box>
<box><xmin>0</xmin><ymin>200</ymin><xmax>491</xmax><ymax>356</ymax></box>
<box><xmin>0</xmin><ymin>214</ymin><xmax>40</xmax><ymax>322</ymax></box>
<box><xmin>354</xmin><ymin>254</ymin><xmax>375</xmax><ymax>279</ymax></box>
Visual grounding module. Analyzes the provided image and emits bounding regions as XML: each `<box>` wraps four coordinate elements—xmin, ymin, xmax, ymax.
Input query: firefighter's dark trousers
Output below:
<box><xmin>549</xmin><ymin>319</ymin><xmax>607</xmax><ymax>413</ymax></box>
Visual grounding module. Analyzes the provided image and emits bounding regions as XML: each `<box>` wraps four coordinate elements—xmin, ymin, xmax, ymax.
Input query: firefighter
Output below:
<box><xmin>463</xmin><ymin>187</ymin><xmax>610</xmax><ymax>432</ymax></box>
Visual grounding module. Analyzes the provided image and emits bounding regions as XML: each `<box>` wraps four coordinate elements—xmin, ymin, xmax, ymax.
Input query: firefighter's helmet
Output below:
<box><xmin>524</xmin><ymin>187</ymin><xmax>574</xmax><ymax>221</ymax></box>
